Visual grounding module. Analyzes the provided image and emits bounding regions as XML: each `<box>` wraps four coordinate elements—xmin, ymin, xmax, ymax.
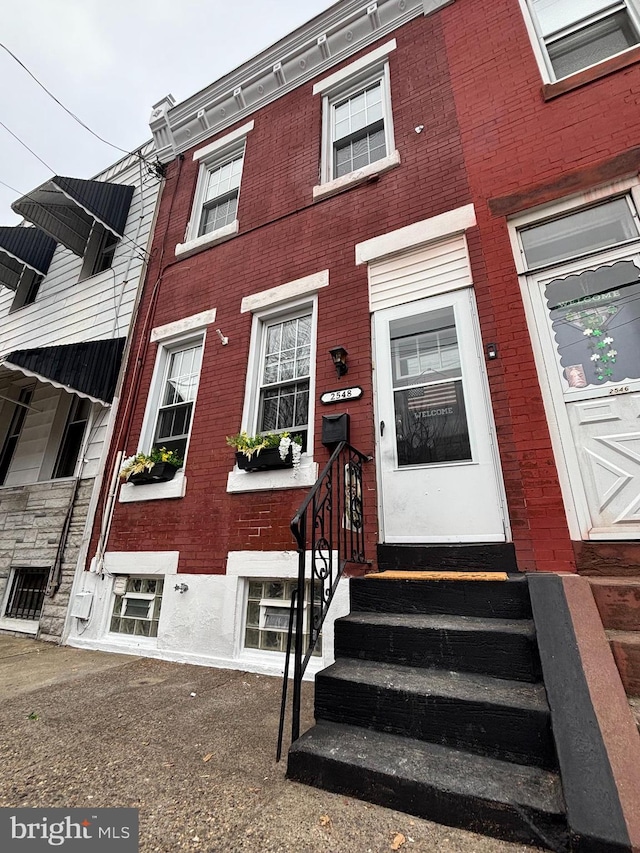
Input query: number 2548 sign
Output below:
<box><xmin>320</xmin><ymin>387</ymin><xmax>363</xmax><ymax>404</ymax></box>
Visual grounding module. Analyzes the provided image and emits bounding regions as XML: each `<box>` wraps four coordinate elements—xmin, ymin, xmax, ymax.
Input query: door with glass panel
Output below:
<box><xmin>374</xmin><ymin>289</ymin><xmax>506</xmax><ymax>543</ymax></box>
<box><xmin>522</xmin><ymin>194</ymin><xmax>640</xmax><ymax>537</ymax></box>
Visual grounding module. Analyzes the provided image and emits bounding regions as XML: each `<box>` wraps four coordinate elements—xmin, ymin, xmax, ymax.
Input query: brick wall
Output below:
<box><xmin>93</xmin><ymin>13</ymin><xmax>473</xmax><ymax>574</ymax></box>
<box><xmin>440</xmin><ymin>0</ymin><xmax>640</xmax><ymax>571</ymax></box>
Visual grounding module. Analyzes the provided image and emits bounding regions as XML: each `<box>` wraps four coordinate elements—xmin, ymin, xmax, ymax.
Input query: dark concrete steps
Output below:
<box><xmin>350</xmin><ymin>576</ymin><xmax>532</xmax><ymax>618</ymax></box>
<box><xmin>315</xmin><ymin>658</ymin><xmax>556</xmax><ymax>769</ymax></box>
<box><xmin>335</xmin><ymin>611</ymin><xmax>541</xmax><ymax>682</ymax></box>
<box><xmin>288</xmin><ymin>720</ymin><xmax>567</xmax><ymax>850</ymax></box>
<box><xmin>377</xmin><ymin>543</ymin><xmax>518</xmax><ymax>573</ymax></box>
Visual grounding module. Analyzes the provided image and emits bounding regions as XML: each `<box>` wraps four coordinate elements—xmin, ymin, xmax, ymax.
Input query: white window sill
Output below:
<box><xmin>175</xmin><ymin>220</ymin><xmax>239</xmax><ymax>259</ymax></box>
<box><xmin>313</xmin><ymin>150</ymin><xmax>401</xmax><ymax>201</ymax></box>
<box><xmin>226</xmin><ymin>460</ymin><xmax>318</xmax><ymax>493</ymax></box>
<box><xmin>237</xmin><ymin>648</ymin><xmax>325</xmax><ymax>680</ymax></box>
<box><xmin>0</xmin><ymin>617</ymin><xmax>38</xmax><ymax>635</ymax></box>
<box><xmin>119</xmin><ymin>472</ymin><xmax>187</xmax><ymax>503</ymax></box>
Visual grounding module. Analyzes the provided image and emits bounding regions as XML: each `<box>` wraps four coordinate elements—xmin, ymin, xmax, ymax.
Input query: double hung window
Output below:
<box><xmin>331</xmin><ymin>79</ymin><xmax>388</xmax><ymax>179</ymax></box>
<box><xmin>176</xmin><ymin>121</ymin><xmax>254</xmax><ymax>258</ymax></box>
<box><xmin>257</xmin><ymin>311</ymin><xmax>312</xmax><ymax>447</ymax></box>
<box><xmin>525</xmin><ymin>0</ymin><xmax>640</xmax><ymax>80</ymax></box>
<box><xmin>198</xmin><ymin>153</ymin><xmax>244</xmax><ymax>237</ymax></box>
<box><xmin>314</xmin><ymin>40</ymin><xmax>397</xmax><ymax>194</ymax></box>
<box><xmin>152</xmin><ymin>340</ymin><xmax>203</xmax><ymax>459</ymax></box>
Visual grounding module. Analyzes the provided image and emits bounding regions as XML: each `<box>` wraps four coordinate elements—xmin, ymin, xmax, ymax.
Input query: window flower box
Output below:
<box><xmin>235</xmin><ymin>446</ymin><xmax>294</xmax><ymax>472</ymax></box>
<box><xmin>128</xmin><ymin>462</ymin><xmax>180</xmax><ymax>485</ymax></box>
<box><xmin>227</xmin><ymin>431</ymin><xmax>303</xmax><ymax>474</ymax></box>
<box><xmin>120</xmin><ymin>448</ymin><xmax>184</xmax><ymax>485</ymax></box>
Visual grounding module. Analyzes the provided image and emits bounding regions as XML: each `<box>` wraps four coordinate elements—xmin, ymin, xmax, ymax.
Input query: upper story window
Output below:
<box><xmin>519</xmin><ymin>195</ymin><xmax>640</xmax><ymax>270</ymax></box>
<box><xmin>10</xmin><ymin>271</ymin><xmax>43</xmax><ymax>313</ymax></box>
<box><xmin>80</xmin><ymin>224</ymin><xmax>120</xmax><ymax>281</ymax></box>
<box><xmin>525</xmin><ymin>0</ymin><xmax>640</xmax><ymax>80</ymax></box>
<box><xmin>331</xmin><ymin>77</ymin><xmax>388</xmax><ymax>180</ymax></box>
<box><xmin>198</xmin><ymin>153</ymin><xmax>243</xmax><ymax>237</ymax></box>
<box><xmin>313</xmin><ymin>40</ymin><xmax>399</xmax><ymax>200</ymax></box>
<box><xmin>175</xmin><ymin>120</ymin><xmax>254</xmax><ymax>260</ymax></box>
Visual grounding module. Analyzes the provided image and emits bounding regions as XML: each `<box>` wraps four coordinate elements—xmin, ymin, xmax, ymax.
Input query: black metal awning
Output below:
<box><xmin>12</xmin><ymin>177</ymin><xmax>135</xmax><ymax>257</ymax></box>
<box><xmin>0</xmin><ymin>338</ymin><xmax>126</xmax><ymax>405</ymax></box>
<box><xmin>0</xmin><ymin>226</ymin><xmax>57</xmax><ymax>291</ymax></box>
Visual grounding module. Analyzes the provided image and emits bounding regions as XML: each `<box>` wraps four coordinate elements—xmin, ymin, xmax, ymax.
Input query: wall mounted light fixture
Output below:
<box><xmin>329</xmin><ymin>346</ymin><xmax>349</xmax><ymax>378</ymax></box>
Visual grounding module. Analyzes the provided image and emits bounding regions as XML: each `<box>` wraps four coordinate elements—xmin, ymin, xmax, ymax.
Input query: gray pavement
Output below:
<box><xmin>0</xmin><ymin>635</ymin><xmax>544</xmax><ymax>852</ymax></box>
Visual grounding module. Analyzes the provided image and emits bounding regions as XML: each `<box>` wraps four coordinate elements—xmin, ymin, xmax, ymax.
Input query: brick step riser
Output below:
<box><xmin>314</xmin><ymin>675</ymin><xmax>556</xmax><ymax>769</ymax></box>
<box><xmin>287</xmin><ymin>748</ymin><xmax>567</xmax><ymax>849</ymax></box>
<box><xmin>350</xmin><ymin>580</ymin><xmax>532</xmax><ymax>619</ymax></box>
<box><xmin>610</xmin><ymin>638</ymin><xmax>640</xmax><ymax>697</ymax></box>
<box><xmin>591</xmin><ymin>584</ymin><xmax>640</xmax><ymax>632</ymax></box>
<box><xmin>334</xmin><ymin>621</ymin><xmax>542</xmax><ymax>683</ymax></box>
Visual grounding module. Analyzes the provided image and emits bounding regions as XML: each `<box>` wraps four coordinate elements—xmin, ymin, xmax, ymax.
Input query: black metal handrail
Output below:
<box><xmin>276</xmin><ymin>440</ymin><xmax>370</xmax><ymax>761</ymax></box>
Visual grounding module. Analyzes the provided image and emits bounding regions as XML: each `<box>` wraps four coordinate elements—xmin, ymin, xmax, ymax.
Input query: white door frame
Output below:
<box><xmin>511</xmin><ymin>180</ymin><xmax>640</xmax><ymax>540</ymax></box>
<box><xmin>371</xmin><ymin>288</ymin><xmax>510</xmax><ymax>544</ymax></box>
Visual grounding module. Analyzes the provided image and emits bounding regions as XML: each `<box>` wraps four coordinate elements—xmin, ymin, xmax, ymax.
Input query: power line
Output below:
<box><xmin>0</xmin><ymin>119</ymin><xmax>55</xmax><ymax>172</ymax></box>
<box><xmin>0</xmin><ymin>41</ymin><xmax>131</xmax><ymax>158</ymax></box>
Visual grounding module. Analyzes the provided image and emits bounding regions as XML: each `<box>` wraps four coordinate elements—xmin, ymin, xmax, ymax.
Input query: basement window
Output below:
<box><xmin>110</xmin><ymin>577</ymin><xmax>164</xmax><ymax>637</ymax></box>
<box><xmin>3</xmin><ymin>567</ymin><xmax>49</xmax><ymax>620</ymax></box>
<box><xmin>244</xmin><ymin>579</ymin><xmax>322</xmax><ymax>655</ymax></box>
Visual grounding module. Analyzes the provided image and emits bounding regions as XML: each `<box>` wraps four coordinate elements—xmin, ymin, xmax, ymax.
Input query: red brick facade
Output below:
<box><xmin>90</xmin><ymin>1</ymin><xmax>640</xmax><ymax>576</ymax></box>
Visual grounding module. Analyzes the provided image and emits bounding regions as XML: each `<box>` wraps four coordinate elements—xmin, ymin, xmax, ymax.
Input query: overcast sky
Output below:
<box><xmin>0</xmin><ymin>0</ymin><xmax>335</xmax><ymax>225</ymax></box>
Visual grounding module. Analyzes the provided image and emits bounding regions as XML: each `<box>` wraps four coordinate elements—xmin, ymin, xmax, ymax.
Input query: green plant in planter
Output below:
<box><xmin>226</xmin><ymin>431</ymin><xmax>303</xmax><ymax>473</ymax></box>
<box><xmin>120</xmin><ymin>447</ymin><xmax>184</xmax><ymax>481</ymax></box>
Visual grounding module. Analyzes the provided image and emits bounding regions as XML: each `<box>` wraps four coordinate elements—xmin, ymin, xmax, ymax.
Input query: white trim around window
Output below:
<box><xmin>120</xmin><ymin>326</ymin><xmax>207</xmax><ymax>503</ymax></box>
<box><xmin>175</xmin><ymin>121</ymin><xmax>255</xmax><ymax>259</ymax></box>
<box><xmin>519</xmin><ymin>0</ymin><xmax>640</xmax><ymax>83</ymax></box>
<box><xmin>227</xmin><ymin>290</ymin><xmax>320</xmax><ymax>493</ymax></box>
<box><xmin>313</xmin><ymin>40</ymin><xmax>399</xmax><ymax>200</ymax></box>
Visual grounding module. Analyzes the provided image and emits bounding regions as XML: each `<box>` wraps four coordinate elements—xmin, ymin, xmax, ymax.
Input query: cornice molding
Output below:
<box><xmin>150</xmin><ymin>0</ymin><xmax>427</xmax><ymax>163</ymax></box>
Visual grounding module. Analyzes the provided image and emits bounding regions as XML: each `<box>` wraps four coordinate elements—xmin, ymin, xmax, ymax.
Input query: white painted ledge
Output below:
<box><xmin>313</xmin><ymin>39</ymin><xmax>397</xmax><ymax>95</ymax></box>
<box><xmin>0</xmin><ymin>617</ymin><xmax>38</xmax><ymax>635</ymax></box>
<box><xmin>151</xmin><ymin>309</ymin><xmax>217</xmax><ymax>342</ymax></box>
<box><xmin>313</xmin><ymin>151</ymin><xmax>400</xmax><ymax>202</ymax></box>
<box><xmin>119</xmin><ymin>472</ymin><xmax>187</xmax><ymax>502</ymax></box>
<box><xmin>192</xmin><ymin>120</ymin><xmax>254</xmax><ymax>161</ymax></box>
<box><xmin>240</xmin><ymin>270</ymin><xmax>329</xmax><ymax>314</ymax></box>
<box><xmin>175</xmin><ymin>220</ymin><xmax>238</xmax><ymax>259</ymax></box>
<box><xmin>226</xmin><ymin>460</ymin><xmax>318</xmax><ymax>493</ymax></box>
<box><xmin>355</xmin><ymin>202</ymin><xmax>476</xmax><ymax>264</ymax></box>
<box><xmin>103</xmin><ymin>551</ymin><xmax>180</xmax><ymax>574</ymax></box>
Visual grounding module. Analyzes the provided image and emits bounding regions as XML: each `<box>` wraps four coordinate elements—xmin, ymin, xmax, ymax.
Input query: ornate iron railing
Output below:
<box><xmin>276</xmin><ymin>441</ymin><xmax>370</xmax><ymax>761</ymax></box>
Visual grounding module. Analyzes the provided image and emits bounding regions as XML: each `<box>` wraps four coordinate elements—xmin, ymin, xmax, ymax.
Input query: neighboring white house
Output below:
<box><xmin>0</xmin><ymin>142</ymin><xmax>162</xmax><ymax>642</ymax></box>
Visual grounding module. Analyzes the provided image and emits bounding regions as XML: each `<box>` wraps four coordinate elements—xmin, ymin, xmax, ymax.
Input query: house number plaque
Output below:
<box><xmin>320</xmin><ymin>387</ymin><xmax>363</xmax><ymax>404</ymax></box>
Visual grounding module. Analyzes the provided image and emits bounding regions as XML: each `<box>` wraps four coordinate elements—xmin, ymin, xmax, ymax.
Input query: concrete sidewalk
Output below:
<box><xmin>0</xmin><ymin>635</ymin><xmax>544</xmax><ymax>852</ymax></box>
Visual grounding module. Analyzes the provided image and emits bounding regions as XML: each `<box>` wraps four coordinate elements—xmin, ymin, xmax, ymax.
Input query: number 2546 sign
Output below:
<box><xmin>320</xmin><ymin>387</ymin><xmax>363</xmax><ymax>404</ymax></box>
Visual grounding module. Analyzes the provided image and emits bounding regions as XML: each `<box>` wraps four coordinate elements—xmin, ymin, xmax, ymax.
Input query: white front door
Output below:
<box><xmin>373</xmin><ymin>288</ymin><xmax>507</xmax><ymax>543</ymax></box>
<box><xmin>531</xmin><ymin>252</ymin><xmax>640</xmax><ymax>538</ymax></box>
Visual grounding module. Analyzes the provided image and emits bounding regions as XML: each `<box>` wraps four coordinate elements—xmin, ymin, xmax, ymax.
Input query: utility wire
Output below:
<box><xmin>0</xmin><ymin>41</ymin><xmax>132</xmax><ymax>158</ymax></box>
<box><xmin>0</xmin><ymin>118</ymin><xmax>55</xmax><ymax>172</ymax></box>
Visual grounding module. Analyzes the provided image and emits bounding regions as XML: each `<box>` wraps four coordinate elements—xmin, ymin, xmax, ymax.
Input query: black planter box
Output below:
<box><xmin>128</xmin><ymin>462</ymin><xmax>179</xmax><ymax>485</ymax></box>
<box><xmin>236</xmin><ymin>447</ymin><xmax>293</xmax><ymax>472</ymax></box>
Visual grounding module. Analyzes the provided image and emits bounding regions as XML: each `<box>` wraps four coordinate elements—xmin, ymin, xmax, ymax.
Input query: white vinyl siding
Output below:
<box><xmin>0</xmin><ymin>143</ymin><xmax>157</xmax><ymax>353</ymax></box>
<box><xmin>0</xmin><ymin>142</ymin><xmax>160</xmax><ymax>488</ymax></box>
<box><xmin>367</xmin><ymin>235</ymin><xmax>473</xmax><ymax>313</ymax></box>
